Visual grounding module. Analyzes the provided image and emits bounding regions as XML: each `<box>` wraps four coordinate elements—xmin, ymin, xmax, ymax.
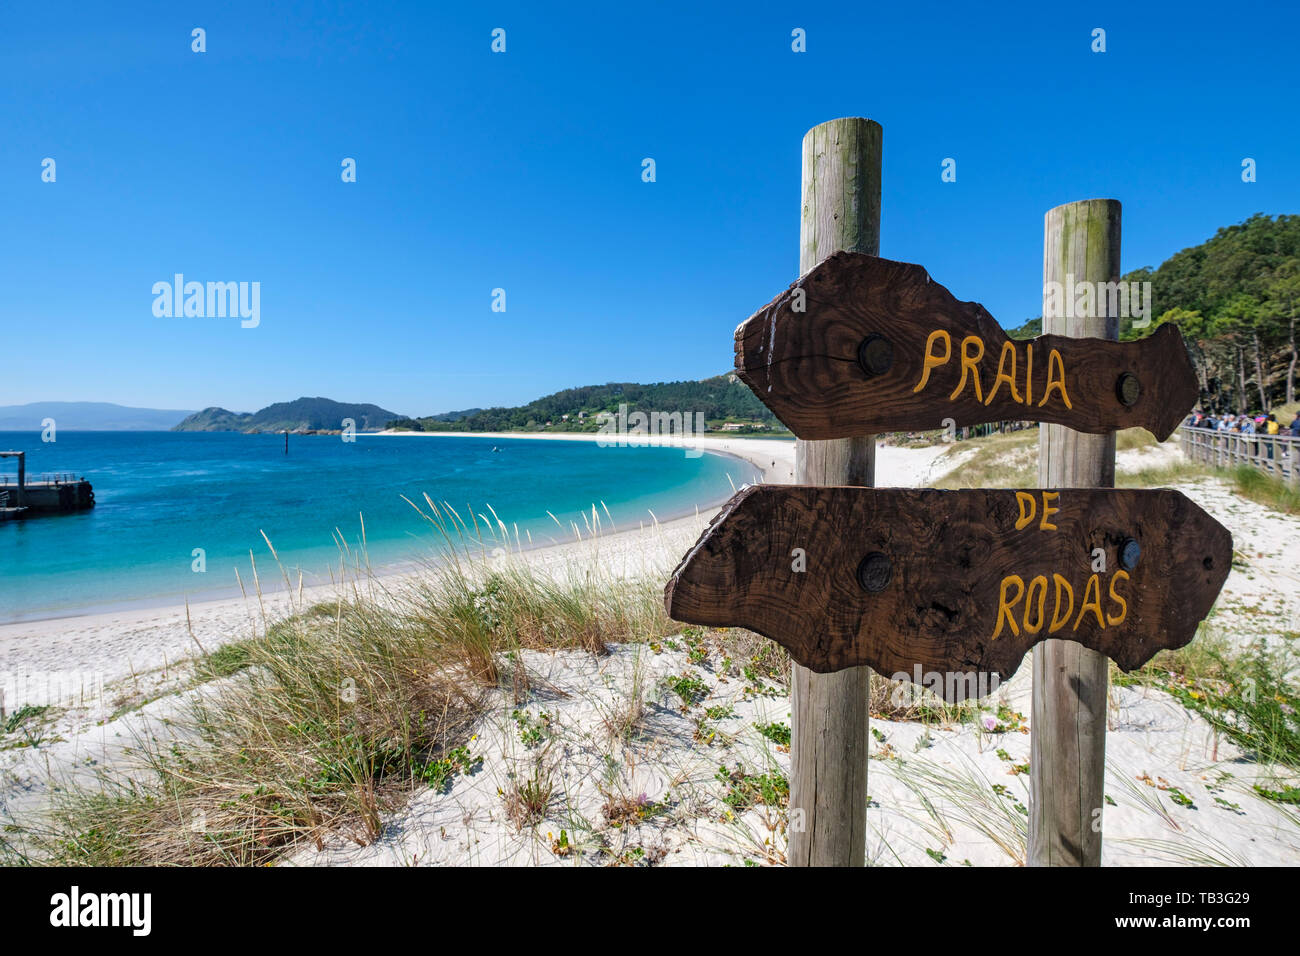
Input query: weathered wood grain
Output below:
<box><xmin>1030</xmin><ymin>197</ymin><xmax>1121</xmax><ymax>868</ymax></box>
<box><xmin>790</xmin><ymin>116</ymin><xmax>879</xmax><ymax>868</ymax></box>
<box><xmin>734</xmin><ymin>252</ymin><xmax>1197</xmax><ymax>441</ymax></box>
<box><xmin>665</xmin><ymin>486</ymin><xmax>1231</xmax><ymax>698</ymax></box>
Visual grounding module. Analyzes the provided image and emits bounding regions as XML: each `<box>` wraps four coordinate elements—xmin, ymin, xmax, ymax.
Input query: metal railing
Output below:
<box><xmin>0</xmin><ymin>472</ymin><xmax>82</xmax><ymax>486</ymax></box>
<box><xmin>1178</xmin><ymin>424</ymin><xmax>1300</xmax><ymax>485</ymax></box>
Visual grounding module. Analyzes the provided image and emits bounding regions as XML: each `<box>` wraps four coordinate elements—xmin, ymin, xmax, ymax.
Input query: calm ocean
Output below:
<box><xmin>0</xmin><ymin>432</ymin><xmax>752</xmax><ymax>622</ymax></box>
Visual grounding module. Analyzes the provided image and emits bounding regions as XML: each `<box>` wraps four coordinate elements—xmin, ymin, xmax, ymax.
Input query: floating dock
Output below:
<box><xmin>0</xmin><ymin>451</ymin><xmax>95</xmax><ymax>521</ymax></box>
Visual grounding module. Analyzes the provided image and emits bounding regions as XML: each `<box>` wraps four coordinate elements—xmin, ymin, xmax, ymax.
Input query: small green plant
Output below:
<box><xmin>511</xmin><ymin>709</ymin><xmax>550</xmax><ymax>748</ymax></box>
<box><xmin>419</xmin><ymin>745</ymin><xmax>480</xmax><ymax>793</ymax></box>
<box><xmin>925</xmin><ymin>847</ymin><xmax>947</xmax><ymax>864</ymax></box>
<box><xmin>504</xmin><ymin>765</ymin><xmax>554</xmax><ymax>830</ymax></box>
<box><xmin>2</xmin><ymin>704</ymin><xmax>49</xmax><ymax>736</ymax></box>
<box><xmin>602</xmin><ymin>791</ymin><xmax>661</xmax><ymax>827</ymax></box>
<box><xmin>550</xmin><ymin>829</ymin><xmax>572</xmax><ymax>856</ymax></box>
<box><xmin>715</xmin><ymin>765</ymin><xmax>790</xmax><ymax>813</ymax></box>
<box><xmin>665</xmin><ymin>673</ymin><xmax>709</xmax><ymax>709</ymax></box>
<box><xmin>991</xmin><ymin>783</ymin><xmax>1028</xmax><ymax>815</ymax></box>
<box><xmin>705</xmin><ymin>704</ymin><xmax>735</xmax><ymax>721</ymax></box>
<box><xmin>1253</xmin><ymin>783</ymin><xmax>1300</xmax><ymax>804</ymax></box>
<box><xmin>1166</xmin><ymin>787</ymin><xmax>1196</xmax><ymax>809</ymax></box>
<box><xmin>982</xmin><ymin>703</ymin><xmax>1028</xmax><ymax>734</ymax></box>
<box><xmin>755</xmin><ymin>721</ymin><xmax>791</xmax><ymax>747</ymax></box>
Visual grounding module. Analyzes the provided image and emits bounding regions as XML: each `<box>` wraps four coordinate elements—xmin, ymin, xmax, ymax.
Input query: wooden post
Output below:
<box><xmin>788</xmin><ymin>117</ymin><xmax>880</xmax><ymax>867</ymax></box>
<box><xmin>1289</xmin><ymin>437</ymin><xmax>1299</xmax><ymax>487</ymax></box>
<box><xmin>1029</xmin><ymin>199</ymin><xmax>1120</xmax><ymax>867</ymax></box>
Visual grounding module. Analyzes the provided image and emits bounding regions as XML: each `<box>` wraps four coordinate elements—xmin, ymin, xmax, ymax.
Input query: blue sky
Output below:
<box><xmin>3</xmin><ymin>1</ymin><xmax>1297</xmax><ymax>416</ymax></box>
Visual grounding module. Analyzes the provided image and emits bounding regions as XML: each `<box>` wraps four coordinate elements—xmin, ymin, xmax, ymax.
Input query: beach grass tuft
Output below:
<box><xmin>6</xmin><ymin>498</ymin><xmax>686</xmax><ymax>866</ymax></box>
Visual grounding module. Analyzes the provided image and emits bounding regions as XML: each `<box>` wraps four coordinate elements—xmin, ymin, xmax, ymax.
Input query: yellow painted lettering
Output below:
<box><xmin>1049</xmin><ymin>573</ymin><xmax>1074</xmax><ymax>633</ymax></box>
<box><xmin>1023</xmin><ymin>575</ymin><xmax>1048</xmax><ymax>634</ymax></box>
<box><xmin>1015</xmin><ymin>491</ymin><xmax>1036</xmax><ymax>530</ymax></box>
<box><xmin>1037</xmin><ymin>348</ymin><xmax>1072</xmax><ymax>409</ymax></box>
<box><xmin>948</xmin><ymin>335</ymin><xmax>985</xmax><ymax>402</ymax></box>
<box><xmin>1073</xmin><ymin>573</ymin><xmax>1106</xmax><ymax>630</ymax></box>
<box><xmin>913</xmin><ymin>330</ymin><xmax>952</xmax><ymax>393</ymax></box>
<box><xmin>984</xmin><ymin>341</ymin><xmax>1023</xmax><ymax>405</ymax></box>
<box><xmin>1040</xmin><ymin>491</ymin><xmax>1060</xmax><ymax>531</ymax></box>
<box><xmin>992</xmin><ymin>575</ymin><xmax>1025</xmax><ymax>640</ymax></box>
<box><xmin>1025</xmin><ymin>343</ymin><xmax>1033</xmax><ymax>405</ymax></box>
<box><xmin>1107</xmin><ymin>569</ymin><xmax>1130</xmax><ymax>626</ymax></box>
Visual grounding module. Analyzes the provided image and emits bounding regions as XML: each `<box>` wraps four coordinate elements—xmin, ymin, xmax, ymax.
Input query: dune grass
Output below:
<box><xmin>1226</xmin><ymin>464</ymin><xmax>1300</xmax><ymax>514</ymax></box>
<box><xmin>1119</xmin><ymin>459</ymin><xmax>1300</xmax><ymax>514</ymax></box>
<box><xmin>932</xmin><ymin>429</ymin><xmax>1039</xmax><ymax>489</ymax></box>
<box><xmin>933</xmin><ymin>427</ymin><xmax>1167</xmax><ymax>490</ymax></box>
<box><xmin>931</xmin><ymin>422</ymin><xmax>1298</xmax><ymax>516</ymax></box>
<box><xmin>1113</xmin><ymin>626</ymin><xmax>1300</xmax><ymax>788</ymax></box>
<box><xmin>4</xmin><ymin>497</ymin><xmax>684</xmax><ymax>866</ymax></box>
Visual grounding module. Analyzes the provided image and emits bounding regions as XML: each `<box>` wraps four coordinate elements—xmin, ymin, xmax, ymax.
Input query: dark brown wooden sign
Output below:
<box><xmin>665</xmin><ymin>486</ymin><xmax>1231</xmax><ymax>699</ymax></box>
<box><xmin>734</xmin><ymin>252</ymin><xmax>1197</xmax><ymax>441</ymax></box>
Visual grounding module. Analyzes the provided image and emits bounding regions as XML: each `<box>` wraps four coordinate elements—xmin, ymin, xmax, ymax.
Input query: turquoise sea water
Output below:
<box><xmin>0</xmin><ymin>432</ymin><xmax>753</xmax><ymax>622</ymax></box>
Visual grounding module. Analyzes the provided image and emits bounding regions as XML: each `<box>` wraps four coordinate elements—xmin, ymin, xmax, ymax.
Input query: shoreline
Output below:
<box><xmin>0</xmin><ymin>433</ymin><xmax>804</xmax><ymax>686</ymax></box>
<box><xmin>371</xmin><ymin>429</ymin><xmax>799</xmax><ymax>484</ymax></box>
<box><xmin>0</xmin><ymin>435</ymin><xmax>958</xmax><ymax>687</ymax></box>
<box><xmin>0</xmin><ymin>434</ymin><xmax>783</xmax><ymax>629</ymax></box>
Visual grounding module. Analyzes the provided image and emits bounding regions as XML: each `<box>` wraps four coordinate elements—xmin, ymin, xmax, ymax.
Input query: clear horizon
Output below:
<box><xmin>5</xmin><ymin>1</ymin><xmax>1297</xmax><ymax>415</ymax></box>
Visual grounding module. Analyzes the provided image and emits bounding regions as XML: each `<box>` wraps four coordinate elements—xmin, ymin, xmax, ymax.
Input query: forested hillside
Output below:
<box><xmin>1009</xmin><ymin>214</ymin><xmax>1298</xmax><ymax>413</ymax></box>
<box><xmin>390</xmin><ymin>374</ymin><xmax>784</xmax><ymax>433</ymax></box>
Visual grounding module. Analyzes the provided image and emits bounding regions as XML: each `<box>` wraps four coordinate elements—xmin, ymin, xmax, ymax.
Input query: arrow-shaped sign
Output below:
<box><xmin>735</xmin><ymin>252</ymin><xmax>1198</xmax><ymax>441</ymax></box>
<box><xmin>665</xmin><ymin>486</ymin><xmax>1231</xmax><ymax>699</ymax></box>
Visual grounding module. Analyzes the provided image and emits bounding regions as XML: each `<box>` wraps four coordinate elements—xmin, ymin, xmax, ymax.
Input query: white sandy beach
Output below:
<box><xmin>3</xmin><ymin>433</ymin><xmax>1298</xmax><ymax>866</ymax></box>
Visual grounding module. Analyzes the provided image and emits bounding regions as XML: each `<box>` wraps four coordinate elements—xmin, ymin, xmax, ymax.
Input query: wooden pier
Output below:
<box><xmin>0</xmin><ymin>451</ymin><xmax>95</xmax><ymax>520</ymax></box>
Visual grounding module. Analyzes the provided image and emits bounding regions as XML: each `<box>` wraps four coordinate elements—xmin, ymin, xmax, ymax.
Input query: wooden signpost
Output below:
<box><xmin>734</xmin><ymin>252</ymin><xmax>1196</xmax><ymax>442</ymax></box>
<box><xmin>663</xmin><ymin>123</ymin><xmax>1233</xmax><ymax>867</ymax></box>
<box><xmin>666</xmin><ymin>485</ymin><xmax>1230</xmax><ymax>686</ymax></box>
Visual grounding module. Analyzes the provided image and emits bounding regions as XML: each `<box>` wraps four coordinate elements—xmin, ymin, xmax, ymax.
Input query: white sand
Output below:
<box><xmin>4</xmin><ymin>432</ymin><xmax>1298</xmax><ymax>866</ymax></box>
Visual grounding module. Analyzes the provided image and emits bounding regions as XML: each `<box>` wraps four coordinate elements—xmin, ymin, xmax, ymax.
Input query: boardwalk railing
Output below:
<box><xmin>1179</xmin><ymin>424</ymin><xmax>1300</xmax><ymax>486</ymax></box>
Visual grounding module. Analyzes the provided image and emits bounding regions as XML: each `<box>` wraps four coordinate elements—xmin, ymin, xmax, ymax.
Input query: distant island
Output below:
<box><xmin>0</xmin><ymin>401</ymin><xmax>197</xmax><ymax>431</ymax></box>
<box><xmin>389</xmin><ymin>374</ymin><xmax>788</xmax><ymax>435</ymax></box>
<box><xmin>173</xmin><ymin>397</ymin><xmax>401</xmax><ymax>433</ymax></box>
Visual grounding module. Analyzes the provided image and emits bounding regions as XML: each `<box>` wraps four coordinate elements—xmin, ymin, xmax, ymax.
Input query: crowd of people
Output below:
<box><xmin>1188</xmin><ymin>410</ymin><xmax>1300</xmax><ymax>436</ymax></box>
<box><xmin>1187</xmin><ymin>409</ymin><xmax>1300</xmax><ymax>461</ymax></box>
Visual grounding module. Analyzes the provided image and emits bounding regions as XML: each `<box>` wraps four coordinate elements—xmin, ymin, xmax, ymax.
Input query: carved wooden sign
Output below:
<box><xmin>665</xmin><ymin>486</ymin><xmax>1231</xmax><ymax>699</ymax></box>
<box><xmin>735</xmin><ymin>252</ymin><xmax>1197</xmax><ymax>441</ymax></box>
